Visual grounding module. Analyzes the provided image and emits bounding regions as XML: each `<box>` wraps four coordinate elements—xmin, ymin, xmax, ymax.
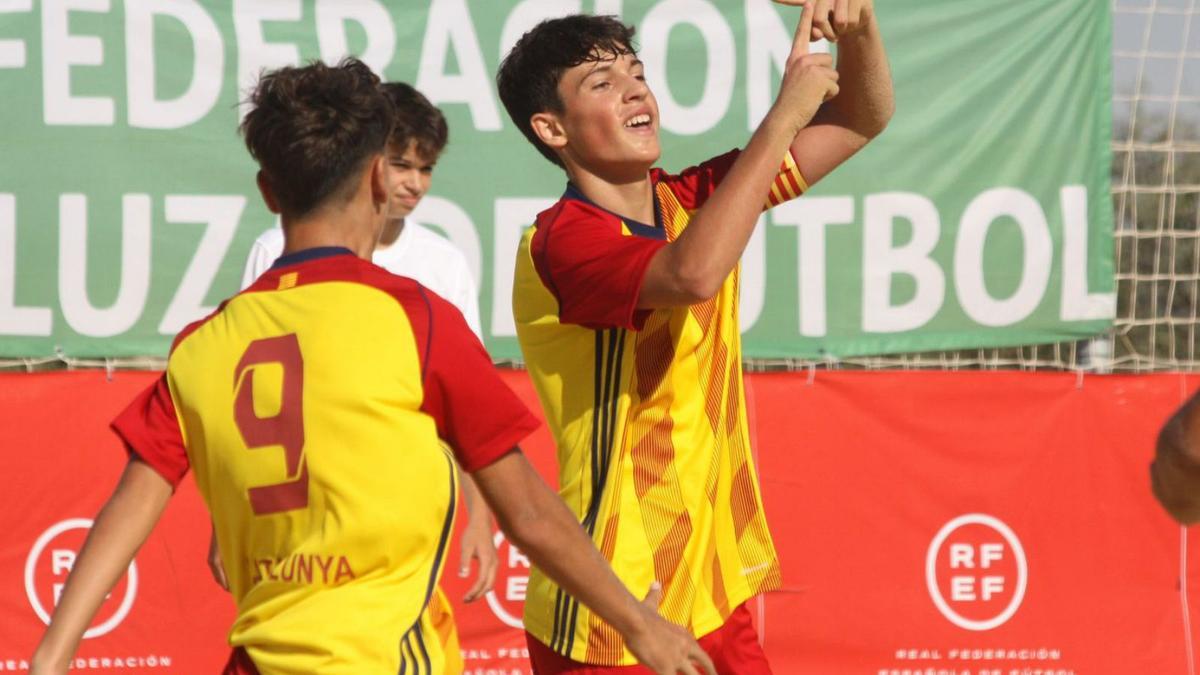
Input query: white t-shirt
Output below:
<box><xmin>241</xmin><ymin>221</ymin><xmax>483</xmax><ymax>338</ymax></box>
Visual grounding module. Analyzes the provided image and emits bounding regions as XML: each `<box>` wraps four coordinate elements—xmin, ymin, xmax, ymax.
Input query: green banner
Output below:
<box><xmin>0</xmin><ymin>0</ymin><xmax>1113</xmax><ymax>360</ymax></box>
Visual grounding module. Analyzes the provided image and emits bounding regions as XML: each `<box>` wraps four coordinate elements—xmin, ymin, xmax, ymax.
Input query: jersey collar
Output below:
<box><xmin>270</xmin><ymin>246</ymin><xmax>356</xmax><ymax>270</ymax></box>
<box><xmin>563</xmin><ymin>182</ymin><xmax>666</xmax><ymax>240</ymax></box>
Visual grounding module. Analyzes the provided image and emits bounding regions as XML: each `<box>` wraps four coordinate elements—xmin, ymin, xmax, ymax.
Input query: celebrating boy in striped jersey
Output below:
<box><xmin>498</xmin><ymin>1</ymin><xmax>892</xmax><ymax>671</ymax></box>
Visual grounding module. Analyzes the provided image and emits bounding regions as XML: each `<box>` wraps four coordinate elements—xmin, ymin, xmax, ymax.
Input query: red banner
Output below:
<box><xmin>1</xmin><ymin>370</ymin><xmax>1197</xmax><ymax>674</ymax></box>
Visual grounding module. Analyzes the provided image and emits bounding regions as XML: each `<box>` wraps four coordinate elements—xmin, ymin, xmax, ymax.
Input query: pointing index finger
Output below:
<box><xmin>789</xmin><ymin>0</ymin><xmax>815</xmax><ymax>60</ymax></box>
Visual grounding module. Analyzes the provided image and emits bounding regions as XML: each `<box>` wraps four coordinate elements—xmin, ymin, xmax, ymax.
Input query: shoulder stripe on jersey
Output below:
<box><xmin>416</xmin><ymin>285</ymin><xmax>435</xmax><ymax>381</ymax></box>
<box><xmin>550</xmin><ymin>329</ymin><xmax>612</xmax><ymax>652</ymax></box>
<box><xmin>407</xmin><ymin>632</ymin><xmax>419</xmax><ymax>674</ymax></box>
<box><xmin>413</xmin><ymin>622</ymin><xmax>432</xmax><ymax>674</ymax></box>
<box><xmin>551</xmin><ymin>327</ymin><xmax>626</xmax><ymax>657</ymax></box>
<box><xmin>400</xmin><ymin>635</ymin><xmax>411</xmax><ymax>675</ymax></box>
<box><xmin>422</xmin><ymin>452</ymin><xmax>457</xmax><ymax>608</ymax></box>
<box><xmin>603</xmin><ymin>333</ymin><xmax>624</xmax><ymax>535</ymax></box>
<box><xmin>551</xmin><ymin>587</ymin><xmax>567</xmax><ymax>656</ymax></box>
<box><xmin>398</xmin><ymin>451</ymin><xmax>457</xmax><ymax>673</ymax></box>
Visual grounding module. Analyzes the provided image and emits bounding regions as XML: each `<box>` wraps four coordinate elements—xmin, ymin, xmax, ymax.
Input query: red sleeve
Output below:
<box><xmin>656</xmin><ymin>148</ymin><xmax>741</xmax><ymax>210</ymax></box>
<box><xmin>417</xmin><ymin>289</ymin><xmax>541</xmax><ymax>472</ymax></box>
<box><xmin>110</xmin><ymin>375</ymin><xmax>190</xmax><ymax>488</ymax></box>
<box><xmin>531</xmin><ymin>200</ymin><xmax>667</xmax><ymax>331</ymax></box>
<box><xmin>657</xmin><ymin>148</ymin><xmax>807</xmax><ymax>211</ymax></box>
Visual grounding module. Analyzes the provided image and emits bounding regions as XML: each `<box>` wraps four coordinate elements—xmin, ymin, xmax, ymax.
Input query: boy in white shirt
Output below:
<box><xmin>242</xmin><ymin>83</ymin><xmax>482</xmax><ymax>337</ymax></box>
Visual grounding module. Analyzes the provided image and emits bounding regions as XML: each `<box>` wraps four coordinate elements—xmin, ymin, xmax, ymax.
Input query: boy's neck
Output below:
<box><xmin>281</xmin><ymin>202</ymin><xmax>382</xmax><ymax>261</ymax></box>
<box><xmin>567</xmin><ymin>164</ymin><xmax>656</xmax><ymax>226</ymax></box>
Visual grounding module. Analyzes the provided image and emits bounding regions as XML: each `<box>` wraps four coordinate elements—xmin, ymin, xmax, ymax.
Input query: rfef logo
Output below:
<box><xmin>25</xmin><ymin>518</ymin><xmax>139</xmax><ymax>638</ymax></box>
<box><xmin>485</xmin><ymin>531</ymin><xmax>530</xmax><ymax>629</ymax></box>
<box><xmin>925</xmin><ymin>513</ymin><xmax>1026</xmax><ymax>631</ymax></box>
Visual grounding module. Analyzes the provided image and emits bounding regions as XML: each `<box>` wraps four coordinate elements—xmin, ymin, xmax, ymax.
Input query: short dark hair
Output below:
<box><xmin>240</xmin><ymin>58</ymin><xmax>393</xmax><ymax>219</ymax></box>
<box><xmin>496</xmin><ymin>15</ymin><xmax>637</xmax><ymax>168</ymax></box>
<box><xmin>382</xmin><ymin>82</ymin><xmax>448</xmax><ymax>160</ymax></box>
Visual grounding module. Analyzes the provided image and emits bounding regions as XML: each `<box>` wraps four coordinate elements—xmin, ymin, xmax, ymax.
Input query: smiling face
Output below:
<box><xmin>385</xmin><ymin>140</ymin><xmax>436</xmax><ymax>221</ymax></box>
<box><xmin>538</xmin><ymin>50</ymin><xmax>661</xmax><ymax>180</ymax></box>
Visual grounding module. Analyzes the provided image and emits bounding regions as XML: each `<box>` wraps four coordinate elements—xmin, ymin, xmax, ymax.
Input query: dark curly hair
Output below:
<box><xmin>496</xmin><ymin>15</ymin><xmax>636</xmax><ymax>168</ymax></box>
<box><xmin>382</xmin><ymin>82</ymin><xmax>448</xmax><ymax>160</ymax></box>
<box><xmin>240</xmin><ymin>58</ymin><xmax>393</xmax><ymax>219</ymax></box>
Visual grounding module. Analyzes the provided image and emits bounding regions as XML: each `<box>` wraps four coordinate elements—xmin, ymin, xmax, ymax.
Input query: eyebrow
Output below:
<box><xmin>580</xmin><ymin>63</ymin><xmax>612</xmax><ymax>86</ymax></box>
<box><xmin>579</xmin><ymin>58</ymin><xmax>644</xmax><ymax>87</ymax></box>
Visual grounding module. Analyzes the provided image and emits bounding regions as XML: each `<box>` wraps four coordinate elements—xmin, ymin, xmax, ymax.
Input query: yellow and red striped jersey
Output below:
<box><xmin>112</xmin><ymin>248</ymin><xmax>538</xmax><ymax>674</ymax></box>
<box><xmin>513</xmin><ymin>150</ymin><xmax>806</xmax><ymax>665</ymax></box>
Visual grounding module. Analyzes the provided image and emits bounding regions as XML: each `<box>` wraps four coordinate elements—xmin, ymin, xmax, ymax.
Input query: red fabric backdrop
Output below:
<box><xmin>1</xmin><ymin>370</ymin><xmax>1197</xmax><ymax>674</ymax></box>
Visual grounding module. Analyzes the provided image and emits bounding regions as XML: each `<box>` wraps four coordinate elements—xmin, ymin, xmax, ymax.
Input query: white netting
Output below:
<box><xmin>3</xmin><ymin>1</ymin><xmax>1196</xmax><ymax>374</ymax></box>
<box><xmin>753</xmin><ymin>0</ymin><xmax>1200</xmax><ymax>372</ymax></box>
<box><xmin>1109</xmin><ymin>0</ymin><xmax>1200</xmax><ymax>371</ymax></box>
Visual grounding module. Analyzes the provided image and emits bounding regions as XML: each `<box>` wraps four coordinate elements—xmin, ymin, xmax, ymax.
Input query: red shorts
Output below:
<box><xmin>221</xmin><ymin>648</ymin><xmax>259</xmax><ymax>675</ymax></box>
<box><xmin>527</xmin><ymin>603</ymin><xmax>772</xmax><ymax>674</ymax></box>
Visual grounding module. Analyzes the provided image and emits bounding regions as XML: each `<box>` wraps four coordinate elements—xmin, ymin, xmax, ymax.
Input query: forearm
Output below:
<box><xmin>33</xmin><ymin>461</ymin><xmax>171</xmax><ymax>671</ymax></box>
<box><xmin>459</xmin><ymin>469</ymin><xmax>493</xmax><ymax>529</ymax></box>
<box><xmin>641</xmin><ymin>15</ymin><xmax>841</xmax><ymax>308</ymax></box>
<box><xmin>1152</xmin><ymin>399</ymin><xmax>1200</xmax><ymax>523</ymax></box>
<box><xmin>813</xmin><ymin>17</ymin><xmax>893</xmax><ymax>139</ymax></box>
<box><xmin>513</xmin><ymin>488</ymin><xmax>646</xmax><ymax>634</ymax></box>
<box><xmin>474</xmin><ymin>453</ymin><xmax>648</xmax><ymax>638</ymax></box>
<box><xmin>640</xmin><ymin>114</ymin><xmax>799</xmax><ymax>306</ymax></box>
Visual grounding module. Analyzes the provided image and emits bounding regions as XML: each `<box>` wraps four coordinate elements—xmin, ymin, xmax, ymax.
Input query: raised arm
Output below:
<box><xmin>638</xmin><ymin>3</ymin><xmax>839</xmax><ymax>308</ymax></box>
<box><xmin>787</xmin><ymin>0</ymin><xmax>894</xmax><ymax>185</ymax></box>
<box><xmin>1152</xmin><ymin>393</ymin><xmax>1200</xmax><ymax>523</ymax></box>
<box><xmin>473</xmin><ymin>451</ymin><xmax>715</xmax><ymax>675</ymax></box>
<box><xmin>31</xmin><ymin>460</ymin><xmax>173</xmax><ymax>675</ymax></box>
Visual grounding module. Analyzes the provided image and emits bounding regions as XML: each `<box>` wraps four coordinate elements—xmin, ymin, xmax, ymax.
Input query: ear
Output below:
<box><xmin>530</xmin><ymin>112</ymin><xmax>568</xmax><ymax>152</ymax></box>
<box><xmin>368</xmin><ymin>154</ymin><xmax>389</xmax><ymax>211</ymax></box>
<box><xmin>256</xmin><ymin>170</ymin><xmax>281</xmax><ymax>214</ymax></box>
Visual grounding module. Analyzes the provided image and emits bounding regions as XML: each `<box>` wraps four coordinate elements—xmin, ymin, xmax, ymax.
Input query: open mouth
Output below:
<box><xmin>624</xmin><ymin>114</ymin><xmax>652</xmax><ymax>129</ymax></box>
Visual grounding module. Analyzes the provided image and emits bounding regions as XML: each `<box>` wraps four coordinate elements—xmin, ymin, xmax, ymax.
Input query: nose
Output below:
<box><xmin>399</xmin><ymin>170</ymin><xmax>420</xmax><ymax>193</ymax></box>
<box><xmin>623</xmin><ymin>74</ymin><xmax>648</xmax><ymax>102</ymax></box>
